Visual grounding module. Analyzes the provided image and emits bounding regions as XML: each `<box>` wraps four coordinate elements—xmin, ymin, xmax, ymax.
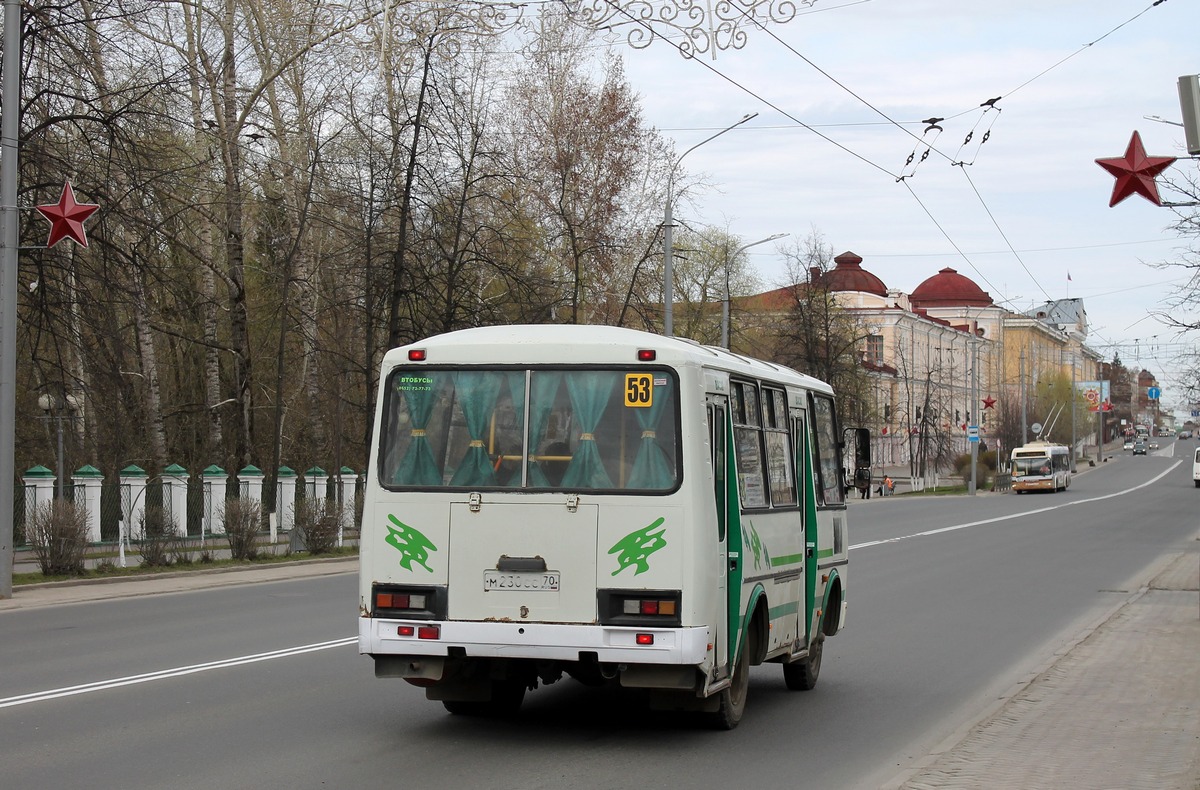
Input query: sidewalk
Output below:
<box><xmin>0</xmin><ymin>554</ymin><xmax>358</xmax><ymax>611</ymax></box>
<box><xmin>885</xmin><ymin>541</ymin><xmax>1200</xmax><ymax>790</ymax></box>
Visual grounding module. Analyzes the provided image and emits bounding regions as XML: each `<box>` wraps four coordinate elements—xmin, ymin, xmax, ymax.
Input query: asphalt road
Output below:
<box><xmin>1</xmin><ymin>447</ymin><xmax>1194</xmax><ymax>789</ymax></box>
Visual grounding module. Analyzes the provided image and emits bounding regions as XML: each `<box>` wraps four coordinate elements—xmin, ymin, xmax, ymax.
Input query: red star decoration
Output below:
<box><xmin>982</xmin><ymin>395</ymin><xmax>996</xmax><ymax>410</ymax></box>
<box><xmin>1095</xmin><ymin>131</ymin><xmax>1175</xmax><ymax>207</ymax></box>
<box><xmin>36</xmin><ymin>181</ymin><xmax>99</xmax><ymax>248</ymax></box>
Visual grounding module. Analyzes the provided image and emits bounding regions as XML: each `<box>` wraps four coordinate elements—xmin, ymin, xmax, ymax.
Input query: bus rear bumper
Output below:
<box><xmin>360</xmin><ymin>617</ymin><xmax>711</xmax><ymax>665</ymax></box>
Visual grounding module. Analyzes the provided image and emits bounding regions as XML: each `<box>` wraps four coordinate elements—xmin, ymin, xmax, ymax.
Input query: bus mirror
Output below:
<box><xmin>855</xmin><ymin>428</ymin><xmax>872</xmax><ymax>469</ymax></box>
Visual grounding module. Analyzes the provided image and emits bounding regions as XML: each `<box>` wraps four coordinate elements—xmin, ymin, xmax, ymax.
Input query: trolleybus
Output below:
<box><xmin>1010</xmin><ymin>440</ymin><xmax>1072</xmax><ymax>492</ymax></box>
<box><xmin>357</xmin><ymin>325</ymin><xmax>867</xmax><ymax>728</ymax></box>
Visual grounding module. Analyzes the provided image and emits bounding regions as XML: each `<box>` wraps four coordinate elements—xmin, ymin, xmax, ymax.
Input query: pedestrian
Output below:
<box><xmin>854</xmin><ymin>466</ymin><xmax>871</xmax><ymax>499</ymax></box>
<box><xmin>883</xmin><ymin>475</ymin><xmax>894</xmax><ymax>496</ymax></box>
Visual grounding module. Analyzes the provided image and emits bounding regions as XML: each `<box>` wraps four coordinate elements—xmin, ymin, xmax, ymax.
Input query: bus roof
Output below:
<box><xmin>383</xmin><ymin>324</ymin><xmax>834</xmax><ymax>395</ymax></box>
<box><xmin>1012</xmin><ymin>441</ymin><xmax>1068</xmax><ymax>454</ymax></box>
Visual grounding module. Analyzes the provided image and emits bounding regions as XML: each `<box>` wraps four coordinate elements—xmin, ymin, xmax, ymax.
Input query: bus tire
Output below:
<box><xmin>710</xmin><ymin>629</ymin><xmax>751</xmax><ymax>730</ymax></box>
<box><xmin>783</xmin><ymin>633</ymin><xmax>824</xmax><ymax>691</ymax></box>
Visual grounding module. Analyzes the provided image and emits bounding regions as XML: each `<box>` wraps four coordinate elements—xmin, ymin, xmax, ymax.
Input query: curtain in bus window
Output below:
<box><xmin>502</xmin><ymin>372</ymin><xmax>527</xmax><ymax>486</ymax></box>
<box><xmin>561</xmin><ymin>371</ymin><xmax>617</xmax><ymax>489</ymax></box>
<box><xmin>391</xmin><ymin>373</ymin><xmax>444</xmax><ymax>486</ymax></box>
<box><xmin>449</xmin><ymin>371</ymin><xmax>503</xmax><ymax>487</ymax></box>
<box><xmin>527</xmin><ymin>371</ymin><xmax>563</xmax><ymax>487</ymax></box>
<box><xmin>628</xmin><ymin>376</ymin><xmax>675</xmax><ymax>489</ymax></box>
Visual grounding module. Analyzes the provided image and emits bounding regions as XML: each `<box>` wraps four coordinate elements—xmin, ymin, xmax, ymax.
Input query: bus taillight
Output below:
<box><xmin>598</xmin><ymin>590</ymin><xmax>682</xmax><ymax>626</ymax></box>
<box><xmin>628</xmin><ymin>598</ymin><xmax>677</xmax><ymax>616</ymax></box>
<box><xmin>372</xmin><ymin>584</ymin><xmax>444</xmax><ymax>618</ymax></box>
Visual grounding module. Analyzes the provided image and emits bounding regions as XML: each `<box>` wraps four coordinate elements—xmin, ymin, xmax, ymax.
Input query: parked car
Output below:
<box><xmin>1133</xmin><ymin>440</ymin><xmax>1147</xmax><ymax>455</ymax></box>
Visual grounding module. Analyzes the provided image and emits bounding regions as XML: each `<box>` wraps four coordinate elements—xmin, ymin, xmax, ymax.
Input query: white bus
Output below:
<box><xmin>358</xmin><ymin>325</ymin><xmax>867</xmax><ymax>728</ymax></box>
<box><xmin>1010</xmin><ymin>441</ymin><xmax>1072</xmax><ymax>493</ymax></box>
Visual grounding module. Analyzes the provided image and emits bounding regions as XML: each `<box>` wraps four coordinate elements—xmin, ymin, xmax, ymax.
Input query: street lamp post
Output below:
<box><xmin>664</xmin><ymin>112</ymin><xmax>757</xmax><ymax>337</ymax></box>
<box><xmin>723</xmin><ymin>233</ymin><xmax>787</xmax><ymax>349</ymax></box>
<box><xmin>37</xmin><ymin>394</ymin><xmax>79</xmax><ymax>500</ymax></box>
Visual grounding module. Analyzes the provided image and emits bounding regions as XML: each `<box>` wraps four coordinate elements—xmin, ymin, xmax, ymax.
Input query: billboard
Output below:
<box><xmin>1077</xmin><ymin>381</ymin><xmax>1112</xmax><ymax>412</ymax></box>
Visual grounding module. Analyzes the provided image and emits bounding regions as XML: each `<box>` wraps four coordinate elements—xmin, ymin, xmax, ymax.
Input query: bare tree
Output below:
<box><xmin>769</xmin><ymin>232</ymin><xmax>874</xmax><ymax>409</ymax></box>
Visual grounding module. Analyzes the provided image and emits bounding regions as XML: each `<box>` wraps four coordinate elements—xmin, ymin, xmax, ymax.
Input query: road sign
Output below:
<box><xmin>1147</xmin><ymin>386</ymin><xmax>1161</xmax><ymax>400</ymax></box>
<box><xmin>967</xmin><ymin>425</ymin><xmax>979</xmax><ymax>442</ymax></box>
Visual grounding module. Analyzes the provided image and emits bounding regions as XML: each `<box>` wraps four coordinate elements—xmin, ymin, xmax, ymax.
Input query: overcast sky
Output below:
<box><xmin>607</xmin><ymin>0</ymin><xmax>1198</xmax><ymax>411</ymax></box>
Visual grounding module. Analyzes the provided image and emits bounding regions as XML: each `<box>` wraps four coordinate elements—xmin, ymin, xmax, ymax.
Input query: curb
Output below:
<box><xmin>12</xmin><ymin>554</ymin><xmax>358</xmax><ymax>592</ymax></box>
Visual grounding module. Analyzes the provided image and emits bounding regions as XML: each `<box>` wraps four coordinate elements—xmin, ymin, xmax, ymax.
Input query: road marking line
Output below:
<box><xmin>0</xmin><ymin>637</ymin><xmax>356</xmax><ymax>709</ymax></box>
<box><xmin>6</xmin><ymin>462</ymin><xmax>1182</xmax><ymax>709</ymax></box>
<box><xmin>850</xmin><ymin>461</ymin><xmax>1182</xmax><ymax>551</ymax></box>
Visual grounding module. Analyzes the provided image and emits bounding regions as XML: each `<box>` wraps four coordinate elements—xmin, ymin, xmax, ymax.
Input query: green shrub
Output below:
<box><xmin>955</xmin><ymin>451</ymin><xmax>996</xmax><ymax>478</ymax></box>
<box><xmin>956</xmin><ymin>459</ymin><xmax>991</xmax><ymax>489</ymax></box>
<box><xmin>293</xmin><ymin>498</ymin><xmax>340</xmax><ymax>554</ymax></box>
<box><xmin>26</xmin><ymin>500</ymin><xmax>90</xmax><ymax>576</ymax></box>
<box><xmin>222</xmin><ymin>498</ymin><xmax>262</xmax><ymax>560</ymax></box>
<box><xmin>139</xmin><ymin>505</ymin><xmax>180</xmax><ymax>567</ymax></box>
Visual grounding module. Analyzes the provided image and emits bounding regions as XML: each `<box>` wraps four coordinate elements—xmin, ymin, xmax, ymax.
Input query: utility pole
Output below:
<box><xmin>1</xmin><ymin>0</ymin><xmax>22</xmax><ymax>599</ymax></box>
<box><xmin>969</xmin><ymin>334</ymin><xmax>979</xmax><ymax>495</ymax></box>
<box><xmin>1075</xmin><ymin>350</ymin><xmax>1084</xmax><ymax>468</ymax></box>
<box><xmin>1019</xmin><ymin>348</ymin><xmax>1027</xmax><ymax>446</ymax></box>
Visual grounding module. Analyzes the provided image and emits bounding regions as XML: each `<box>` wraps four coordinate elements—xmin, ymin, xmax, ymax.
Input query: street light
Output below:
<box><xmin>663</xmin><ymin>112</ymin><xmax>758</xmax><ymax>337</ymax></box>
<box><xmin>37</xmin><ymin>393</ymin><xmax>79</xmax><ymax>500</ymax></box>
<box><xmin>723</xmin><ymin>233</ymin><xmax>788</xmax><ymax>349</ymax></box>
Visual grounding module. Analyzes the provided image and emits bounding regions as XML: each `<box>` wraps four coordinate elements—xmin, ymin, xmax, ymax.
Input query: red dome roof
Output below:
<box><xmin>816</xmin><ymin>251</ymin><xmax>888</xmax><ymax>297</ymax></box>
<box><xmin>910</xmin><ymin>267</ymin><xmax>992</xmax><ymax>307</ymax></box>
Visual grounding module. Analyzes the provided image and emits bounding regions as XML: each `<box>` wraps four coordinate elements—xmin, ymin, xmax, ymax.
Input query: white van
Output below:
<box><xmin>1193</xmin><ymin>448</ymin><xmax>1200</xmax><ymax>487</ymax></box>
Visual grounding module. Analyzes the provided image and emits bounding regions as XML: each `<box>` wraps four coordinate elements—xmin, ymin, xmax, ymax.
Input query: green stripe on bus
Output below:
<box><xmin>769</xmin><ymin>601</ymin><xmax>799</xmax><ymax>619</ymax></box>
<box><xmin>815</xmin><ymin>548</ymin><xmax>834</xmax><ymax>559</ymax></box>
<box><xmin>771</xmin><ymin>552</ymin><xmax>805</xmax><ymax>566</ymax></box>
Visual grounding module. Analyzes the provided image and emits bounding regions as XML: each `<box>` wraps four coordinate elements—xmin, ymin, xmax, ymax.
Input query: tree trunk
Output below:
<box><xmin>221</xmin><ymin>0</ymin><xmax>254</xmax><ymax>468</ymax></box>
<box><xmin>387</xmin><ymin>39</ymin><xmax>434</xmax><ymax>349</ymax></box>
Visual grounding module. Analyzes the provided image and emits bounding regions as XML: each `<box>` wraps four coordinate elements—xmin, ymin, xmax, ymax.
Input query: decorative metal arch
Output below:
<box><xmin>566</xmin><ymin>0</ymin><xmax>815</xmax><ymax>59</ymax></box>
<box><xmin>366</xmin><ymin>0</ymin><xmax>817</xmax><ymax>61</ymax></box>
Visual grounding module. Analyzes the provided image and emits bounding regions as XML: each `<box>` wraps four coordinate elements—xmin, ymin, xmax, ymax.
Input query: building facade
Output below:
<box><xmin>744</xmin><ymin>252</ymin><xmax>1103</xmax><ymax>471</ymax></box>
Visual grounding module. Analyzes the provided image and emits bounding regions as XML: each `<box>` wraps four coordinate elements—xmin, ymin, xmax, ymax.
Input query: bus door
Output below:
<box><xmin>791</xmin><ymin>407</ymin><xmax>816</xmax><ymax>651</ymax></box>
<box><xmin>707</xmin><ymin>395</ymin><xmax>735</xmax><ymax>678</ymax></box>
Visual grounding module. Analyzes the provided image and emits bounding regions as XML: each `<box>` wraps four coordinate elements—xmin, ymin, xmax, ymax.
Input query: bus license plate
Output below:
<box><xmin>483</xmin><ymin>570</ymin><xmax>560</xmax><ymax>592</ymax></box>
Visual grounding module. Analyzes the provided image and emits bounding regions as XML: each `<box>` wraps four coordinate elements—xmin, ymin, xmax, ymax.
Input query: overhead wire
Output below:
<box><xmin>713</xmin><ymin>0</ymin><xmax>1174</xmax><ymax>311</ymax></box>
<box><xmin>577</xmin><ymin>0</ymin><xmax>1189</xmax><ymax>368</ymax></box>
<box><xmin>594</xmin><ymin>0</ymin><xmax>900</xmax><ymax>181</ymax></box>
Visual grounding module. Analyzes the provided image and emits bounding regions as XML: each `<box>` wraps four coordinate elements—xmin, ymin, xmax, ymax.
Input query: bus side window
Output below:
<box><xmin>731</xmin><ymin>381</ymin><xmax>767</xmax><ymax>509</ymax></box>
<box><xmin>810</xmin><ymin>394</ymin><xmax>845</xmax><ymax>506</ymax></box>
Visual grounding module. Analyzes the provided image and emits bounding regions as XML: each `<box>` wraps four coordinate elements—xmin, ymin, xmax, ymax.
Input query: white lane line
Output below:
<box><xmin>850</xmin><ymin>461</ymin><xmax>1182</xmax><ymax>551</ymax></box>
<box><xmin>0</xmin><ymin>637</ymin><xmax>357</xmax><ymax>709</ymax></box>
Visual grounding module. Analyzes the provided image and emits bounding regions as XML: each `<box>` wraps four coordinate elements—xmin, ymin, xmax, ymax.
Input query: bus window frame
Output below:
<box><xmin>377</xmin><ymin>363</ymin><xmax>684</xmax><ymax>495</ymax></box>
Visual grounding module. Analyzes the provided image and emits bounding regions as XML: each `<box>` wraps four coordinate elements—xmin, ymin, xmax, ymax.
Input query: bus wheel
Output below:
<box><xmin>784</xmin><ymin>633</ymin><xmax>824</xmax><ymax>691</ymax></box>
<box><xmin>710</xmin><ymin>633</ymin><xmax>751</xmax><ymax>729</ymax></box>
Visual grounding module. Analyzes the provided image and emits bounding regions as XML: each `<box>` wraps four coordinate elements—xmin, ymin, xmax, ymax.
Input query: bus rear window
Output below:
<box><xmin>379</xmin><ymin>367</ymin><xmax>680</xmax><ymax>492</ymax></box>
